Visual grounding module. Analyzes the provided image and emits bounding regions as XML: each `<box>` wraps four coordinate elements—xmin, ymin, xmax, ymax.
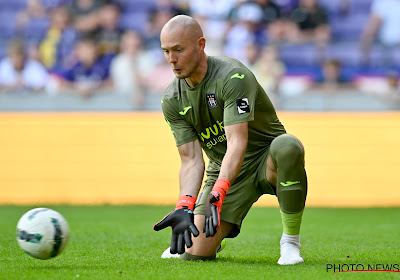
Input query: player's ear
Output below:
<box><xmin>197</xmin><ymin>37</ymin><xmax>206</xmax><ymax>52</ymax></box>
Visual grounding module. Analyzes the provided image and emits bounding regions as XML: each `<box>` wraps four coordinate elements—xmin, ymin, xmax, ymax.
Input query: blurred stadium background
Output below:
<box><xmin>0</xmin><ymin>0</ymin><xmax>399</xmax><ymax>207</ymax></box>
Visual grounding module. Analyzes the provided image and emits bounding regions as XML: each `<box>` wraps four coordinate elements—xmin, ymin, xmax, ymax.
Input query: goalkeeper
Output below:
<box><xmin>153</xmin><ymin>15</ymin><xmax>307</xmax><ymax>265</ymax></box>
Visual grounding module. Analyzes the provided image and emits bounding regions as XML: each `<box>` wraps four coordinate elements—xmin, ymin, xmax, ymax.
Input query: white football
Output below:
<box><xmin>16</xmin><ymin>208</ymin><xmax>69</xmax><ymax>260</ymax></box>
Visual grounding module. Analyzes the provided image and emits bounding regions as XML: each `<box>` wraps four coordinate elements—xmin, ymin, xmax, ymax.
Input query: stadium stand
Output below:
<box><xmin>0</xmin><ymin>0</ymin><xmax>398</xmax><ymax>111</ymax></box>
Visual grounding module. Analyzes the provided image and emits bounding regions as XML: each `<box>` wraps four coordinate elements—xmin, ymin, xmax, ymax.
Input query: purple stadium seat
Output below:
<box><xmin>41</xmin><ymin>0</ymin><xmax>73</xmax><ymax>9</ymax></box>
<box><xmin>392</xmin><ymin>49</ymin><xmax>400</xmax><ymax>66</ymax></box>
<box><xmin>23</xmin><ymin>17</ymin><xmax>50</xmax><ymax>42</ymax></box>
<box><xmin>318</xmin><ymin>0</ymin><xmax>340</xmax><ymax>14</ymax></box>
<box><xmin>0</xmin><ymin>0</ymin><xmax>26</xmax><ymax>11</ymax></box>
<box><xmin>0</xmin><ymin>40</ymin><xmax>7</xmax><ymax>59</ymax></box>
<box><xmin>119</xmin><ymin>12</ymin><xmax>148</xmax><ymax>32</ymax></box>
<box><xmin>350</xmin><ymin>0</ymin><xmax>373</xmax><ymax>13</ymax></box>
<box><xmin>274</xmin><ymin>0</ymin><xmax>298</xmax><ymax>16</ymax></box>
<box><xmin>0</xmin><ymin>12</ymin><xmax>17</xmax><ymax>38</ymax></box>
<box><xmin>117</xmin><ymin>0</ymin><xmax>156</xmax><ymax>13</ymax></box>
<box><xmin>330</xmin><ymin>13</ymin><xmax>369</xmax><ymax>41</ymax></box>
<box><xmin>326</xmin><ymin>43</ymin><xmax>367</xmax><ymax>66</ymax></box>
<box><xmin>279</xmin><ymin>44</ymin><xmax>320</xmax><ymax>66</ymax></box>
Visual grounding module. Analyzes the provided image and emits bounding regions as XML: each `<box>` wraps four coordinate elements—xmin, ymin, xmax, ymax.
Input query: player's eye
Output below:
<box><xmin>163</xmin><ymin>50</ymin><xmax>169</xmax><ymax>54</ymax></box>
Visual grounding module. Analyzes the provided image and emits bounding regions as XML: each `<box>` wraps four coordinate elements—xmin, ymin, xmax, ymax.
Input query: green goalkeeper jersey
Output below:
<box><xmin>162</xmin><ymin>56</ymin><xmax>286</xmax><ymax>183</ymax></box>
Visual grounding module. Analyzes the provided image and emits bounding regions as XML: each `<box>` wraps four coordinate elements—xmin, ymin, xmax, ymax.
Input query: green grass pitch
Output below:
<box><xmin>1</xmin><ymin>205</ymin><xmax>399</xmax><ymax>280</ymax></box>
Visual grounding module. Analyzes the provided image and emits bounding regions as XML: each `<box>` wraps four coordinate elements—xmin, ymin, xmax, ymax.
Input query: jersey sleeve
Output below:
<box><xmin>222</xmin><ymin>68</ymin><xmax>257</xmax><ymax>126</ymax></box>
<box><xmin>161</xmin><ymin>96</ymin><xmax>198</xmax><ymax>147</ymax></box>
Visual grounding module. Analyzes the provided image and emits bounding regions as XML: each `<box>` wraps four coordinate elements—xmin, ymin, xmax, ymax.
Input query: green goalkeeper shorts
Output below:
<box><xmin>194</xmin><ymin>149</ymin><xmax>276</xmax><ymax>238</ymax></box>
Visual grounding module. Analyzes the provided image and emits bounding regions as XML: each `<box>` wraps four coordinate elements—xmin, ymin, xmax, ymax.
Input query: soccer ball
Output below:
<box><xmin>16</xmin><ymin>208</ymin><xmax>70</xmax><ymax>260</ymax></box>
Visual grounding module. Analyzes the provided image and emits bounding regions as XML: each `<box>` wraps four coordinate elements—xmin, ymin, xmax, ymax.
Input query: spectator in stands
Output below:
<box><xmin>190</xmin><ymin>0</ymin><xmax>234</xmax><ymax>56</ymax></box>
<box><xmin>142</xmin><ymin>55</ymin><xmax>175</xmax><ymax>110</ymax></box>
<box><xmin>242</xmin><ymin>43</ymin><xmax>260</xmax><ymax>72</ymax></box>
<box><xmin>69</xmin><ymin>0</ymin><xmax>104</xmax><ymax>37</ymax></box>
<box><xmin>170</xmin><ymin>0</ymin><xmax>191</xmax><ymax>15</ymax></box>
<box><xmin>16</xmin><ymin>0</ymin><xmax>47</xmax><ymax>34</ymax></box>
<box><xmin>59</xmin><ymin>37</ymin><xmax>111</xmax><ymax>97</ymax></box>
<box><xmin>27</xmin><ymin>43</ymin><xmax>42</xmax><ymax>62</ymax></box>
<box><xmin>156</xmin><ymin>0</ymin><xmax>185</xmax><ymax>14</ymax></box>
<box><xmin>253</xmin><ymin>0</ymin><xmax>286</xmax><ymax>45</ymax></box>
<box><xmin>0</xmin><ymin>39</ymin><xmax>48</xmax><ymax>93</ymax></box>
<box><xmin>224</xmin><ymin>2</ymin><xmax>266</xmax><ymax>61</ymax></box>
<box><xmin>254</xmin><ymin>46</ymin><xmax>285</xmax><ymax>94</ymax></box>
<box><xmin>111</xmin><ymin>30</ymin><xmax>154</xmax><ymax>110</ymax></box>
<box><xmin>39</xmin><ymin>6</ymin><xmax>78</xmax><ymax>70</ymax></box>
<box><xmin>96</xmin><ymin>3</ymin><xmax>123</xmax><ymax>57</ymax></box>
<box><xmin>360</xmin><ymin>0</ymin><xmax>400</xmax><ymax>64</ymax></box>
<box><xmin>144</xmin><ymin>8</ymin><xmax>176</xmax><ymax>58</ymax></box>
<box><xmin>285</xmin><ymin>0</ymin><xmax>331</xmax><ymax>45</ymax></box>
<box><xmin>316</xmin><ymin>59</ymin><xmax>349</xmax><ymax>90</ymax></box>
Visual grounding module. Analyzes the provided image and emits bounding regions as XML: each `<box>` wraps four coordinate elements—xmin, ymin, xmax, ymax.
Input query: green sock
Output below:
<box><xmin>280</xmin><ymin>209</ymin><xmax>304</xmax><ymax>235</ymax></box>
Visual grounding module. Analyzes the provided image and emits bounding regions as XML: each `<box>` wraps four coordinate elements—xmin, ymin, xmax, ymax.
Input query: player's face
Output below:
<box><xmin>161</xmin><ymin>29</ymin><xmax>201</xmax><ymax>79</ymax></box>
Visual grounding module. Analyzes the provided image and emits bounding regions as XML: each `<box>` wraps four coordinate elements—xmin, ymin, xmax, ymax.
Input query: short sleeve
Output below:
<box><xmin>222</xmin><ymin>69</ymin><xmax>257</xmax><ymax>126</ymax></box>
<box><xmin>161</xmin><ymin>97</ymin><xmax>198</xmax><ymax>147</ymax></box>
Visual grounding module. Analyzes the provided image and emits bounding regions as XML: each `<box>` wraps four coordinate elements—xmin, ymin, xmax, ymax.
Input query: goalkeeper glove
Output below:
<box><xmin>204</xmin><ymin>178</ymin><xmax>231</xmax><ymax>237</ymax></box>
<box><xmin>153</xmin><ymin>195</ymin><xmax>199</xmax><ymax>254</ymax></box>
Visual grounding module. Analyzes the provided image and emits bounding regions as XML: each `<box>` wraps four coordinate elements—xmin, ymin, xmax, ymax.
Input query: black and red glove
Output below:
<box><xmin>204</xmin><ymin>178</ymin><xmax>231</xmax><ymax>237</ymax></box>
<box><xmin>153</xmin><ymin>195</ymin><xmax>199</xmax><ymax>254</ymax></box>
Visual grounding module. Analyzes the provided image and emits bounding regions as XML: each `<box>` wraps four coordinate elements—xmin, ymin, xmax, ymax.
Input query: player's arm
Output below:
<box><xmin>178</xmin><ymin>139</ymin><xmax>205</xmax><ymax>197</ymax></box>
<box><xmin>203</xmin><ymin>122</ymin><xmax>248</xmax><ymax>237</ymax></box>
<box><xmin>153</xmin><ymin>140</ymin><xmax>204</xmax><ymax>254</ymax></box>
<box><xmin>218</xmin><ymin>122</ymin><xmax>248</xmax><ymax>183</ymax></box>
<box><xmin>154</xmin><ymin>97</ymin><xmax>201</xmax><ymax>254</ymax></box>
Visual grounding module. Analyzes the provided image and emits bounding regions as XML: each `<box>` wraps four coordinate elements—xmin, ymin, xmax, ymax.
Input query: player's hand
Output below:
<box><xmin>153</xmin><ymin>195</ymin><xmax>199</xmax><ymax>254</ymax></box>
<box><xmin>204</xmin><ymin>178</ymin><xmax>231</xmax><ymax>237</ymax></box>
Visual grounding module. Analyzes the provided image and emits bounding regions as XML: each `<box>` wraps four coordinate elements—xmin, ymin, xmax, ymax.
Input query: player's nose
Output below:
<box><xmin>168</xmin><ymin>53</ymin><xmax>178</xmax><ymax>64</ymax></box>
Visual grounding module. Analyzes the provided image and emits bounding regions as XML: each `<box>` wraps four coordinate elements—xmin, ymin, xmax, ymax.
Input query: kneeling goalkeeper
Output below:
<box><xmin>153</xmin><ymin>15</ymin><xmax>307</xmax><ymax>265</ymax></box>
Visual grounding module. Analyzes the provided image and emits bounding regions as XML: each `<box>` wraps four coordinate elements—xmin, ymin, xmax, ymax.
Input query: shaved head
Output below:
<box><xmin>160</xmin><ymin>15</ymin><xmax>208</xmax><ymax>87</ymax></box>
<box><xmin>161</xmin><ymin>15</ymin><xmax>203</xmax><ymax>44</ymax></box>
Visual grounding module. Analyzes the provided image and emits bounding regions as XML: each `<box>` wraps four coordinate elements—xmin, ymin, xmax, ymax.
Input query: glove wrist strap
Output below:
<box><xmin>175</xmin><ymin>195</ymin><xmax>196</xmax><ymax>211</ymax></box>
<box><xmin>212</xmin><ymin>178</ymin><xmax>231</xmax><ymax>197</ymax></box>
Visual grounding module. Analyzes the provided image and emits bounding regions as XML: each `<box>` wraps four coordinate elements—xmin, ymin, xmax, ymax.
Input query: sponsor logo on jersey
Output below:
<box><xmin>198</xmin><ymin>120</ymin><xmax>226</xmax><ymax>149</ymax></box>
<box><xmin>236</xmin><ymin>98</ymin><xmax>250</xmax><ymax>114</ymax></box>
<box><xmin>231</xmin><ymin>73</ymin><xmax>245</xmax><ymax>79</ymax></box>
<box><xmin>206</xmin><ymin>93</ymin><xmax>219</xmax><ymax>109</ymax></box>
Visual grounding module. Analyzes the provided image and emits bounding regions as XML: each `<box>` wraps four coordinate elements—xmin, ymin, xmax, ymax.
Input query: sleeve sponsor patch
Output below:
<box><xmin>236</xmin><ymin>98</ymin><xmax>250</xmax><ymax>114</ymax></box>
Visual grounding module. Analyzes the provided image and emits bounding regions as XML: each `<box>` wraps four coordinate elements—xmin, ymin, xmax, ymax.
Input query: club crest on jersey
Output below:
<box><xmin>206</xmin><ymin>93</ymin><xmax>219</xmax><ymax>109</ymax></box>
